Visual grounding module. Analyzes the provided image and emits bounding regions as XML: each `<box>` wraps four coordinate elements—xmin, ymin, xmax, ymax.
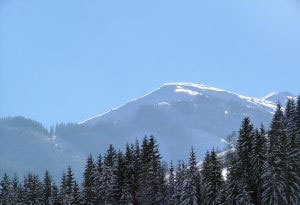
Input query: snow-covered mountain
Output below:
<box><xmin>80</xmin><ymin>82</ymin><xmax>277</xmax><ymax>125</ymax></box>
<box><xmin>262</xmin><ymin>91</ymin><xmax>295</xmax><ymax>106</ymax></box>
<box><xmin>0</xmin><ymin>82</ymin><xmax>295</xmax><ymax>180</ymax></box>
<box><xmin>68</xmin><ymin>82</ymin><xmax>288</xmax><ymax>163</ymax></box>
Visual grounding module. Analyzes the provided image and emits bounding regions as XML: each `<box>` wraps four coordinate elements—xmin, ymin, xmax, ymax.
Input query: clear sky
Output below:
<box><xmin>1</xmin><ymin>0</ymin><xmax>300</xmax><ymax>127</ymax></box>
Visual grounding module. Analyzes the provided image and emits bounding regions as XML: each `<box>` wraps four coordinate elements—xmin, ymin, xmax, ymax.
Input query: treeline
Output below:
<box><xmin>1</xmin><ymin>97</ymin><xmax>300</xmax><ymax>205</ymax></box>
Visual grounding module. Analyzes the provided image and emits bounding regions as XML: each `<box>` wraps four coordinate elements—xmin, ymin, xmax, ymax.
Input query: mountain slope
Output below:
<box><xmin>59</xmin><ymin>82</ymin><xmax>280</xmax><ymax>162</ymax></box>
<box><xmin>1</xmin><ymin>83</ymin><xmax>295</xmax><ymax>179</ymax></box>
<box><xmin>81</xmin><ymin>82</ymin><xmax>276</xmax><ymax>125</ymax></box>
<box><xmin>262</xmin><ymin>91</ymin><xmax>295</xmax><ymax>106</ymax></box>
<box><xmin>0</xmin><ymin>117</ymin><xmax>83</xmax><ymax>181</ymax></box>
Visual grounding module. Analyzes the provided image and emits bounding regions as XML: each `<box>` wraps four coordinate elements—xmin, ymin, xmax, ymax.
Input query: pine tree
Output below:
<box><xmin>59</xmin><ymin>172</ymin><xmax>68</xmax><ymax>204</ymax></box>
<box><xmin>181</xmin><ymin>148</ymin><xmax>198</xmax><ymax>205</ymax></box>
<box><xmin>285</xmin><ymin>99</ymin><xmax>297</xmax><ymax>138</ymax></box>
<box><xmin>82</xmin><ymin>154</ymin><xmax>96</xmax><ymax>204</ymax></box>
<box><xmin>112</xmin><ymin>151</ymin><xmax>126</xmax><ymax>204</ymax></box>
<box><xmin>94</xmin><ymin>154</ymin><xmax>104</xmax><ymax>204</ymax></box>
<box><xmin>261</xmin><ymin>158</ymin><xmax>286</xmax><ymax>205</ymax></box>
<box><xmin>284</xmin><ymin>99</ymin><xmax>300</xmax><ymax>204</ymax></box>
<box><xmin>174</xmin><ymin>161</ymin><xmax>186</xmax><ymax>204</ymax></box>
<box><xmin>262</xmin><ymin>104</ymin><xmax>288</xmax><ymax>205</ymax></box>
<box><xmin>43</xmin><ymin>170</ymin><xmax>52</xmax><ymax>205</ymax></box>
<box><xmin>121</xmin><ymin>141</ymin><xmax>141</xmax><ymax>205</ymax></box>
<box><xmin>149</xmin><ymin>136</ymin><xmax>167</xmax><ymax>204</ymax></box>
<box><xmin>249</xmin><ymin>128</ymin><xmax>266</xmax><ymax>205</ymax></box>
<box><xmin>225</xmin><ymin>156</ymin><xmax>243</xmax><ymax>205</ymax></box>
<box><xmin>195</xmin><ymin>170</ymin><xmax>202</xmax><ymax>205</ymax></box>
<box><xmin>138</xmin><ymin>136</ymin><xmax>166</xmax><ymax>205</ymax></box>
<box><xmin>51</xmin><ymin>183</ymin><xmax>60</xmax><ymax>205</ymax></box>
<box><xmin>201</xmin><ymin>151</ymin><xmax>211</xmax><ymax>204</ymax></box>
<box><xmin>10</xmin><ymin>174</ymin><xmax>22</xmax><ymax>205</ymax></box>
<box><xmin>207</xmin><ymin>149</ymin><xmax>223</xmax><ymax>204</ymax></box>
<box><xmin>225</xmin><ymin>118</ymin><xmax>256</xmax><ymax>205</ymax></box>
<box><xmin>296</xmin><ymin>96</ymin><xmax>300</xmax><ymax>135</ymax></box>
<box><xmin>65</xmin><ymin>166</ymin><xmax>75</xmax><ymax>204</ymax></box>
<box><xmin>132</xmin><ymin>141</ymin><xmax>141</xmax><ymax>205</ymax></box>
<box><xmin>71</xmin><ymin>181</ymin><xmax>81</xmax><ymax>205</ymax></box>
<box><xmin>215</xmin><ymin>183</ymin><xmax>227</xmax><ymax>205</ymax></box>
<box><xmin>24</xmin><ymin>174</ymin><xmax>43</xmax><ymax>204</ymax></box>
<box><xmin>122</xmin><ymin>144</ymin><xmax>136</xmax><ymax>204</ymax></box>
<box><xmin>139</xmin><ymin>136</ymin><xmax>150</xmax><ymax>203</ymax></box>
<box><xmin>0</xmin><ymin>174</ymin><xmax>11</xmax><ymax>205</ymax></box>
<box><xmin>167</xmin><ymin>161</ymin><xmax>176</xmax><ymax>205</ymax></box>
<box><xmin>100</xmin><ymin>145</ymin><xmax>117</xmax><ymax>204</ymax></box>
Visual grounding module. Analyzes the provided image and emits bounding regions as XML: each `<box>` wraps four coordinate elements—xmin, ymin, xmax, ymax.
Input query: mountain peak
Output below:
<box><xmin>262</xmin><ymin>91</ymin><xmax>295</xmax><ymax>105</ymax></box>
<box><xmin>80</xmin><ymin>82</ymin><xmax>278</xmax><ymax>126</ymax></box>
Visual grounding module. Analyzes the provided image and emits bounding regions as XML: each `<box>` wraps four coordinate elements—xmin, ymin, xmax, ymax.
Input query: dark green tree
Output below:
<box><xmin>262</xmin><ymin>104</ymin><xmax>287</xmax><ymax>205</ymax></box>
<box><xmin>71</xmin><ymin>181</ymin><xmax>81</xmax><ymax>205</ymax></box>
<box><xmin>43</xmin><ymin>170</ymin><xmax>52</xmax><ymax>205</ymax></box>
<box><xmin>0</xmin><ymin>174</ymin><xmax>11</xmax><ymax>205</ymax></box>
<box><xmin>82</xmin><ymin>154</ymin><xmax>96</xmax><ymax>204</ymax></box>
<box><xmin>181</xmin><ymin>147</ymin><xmax>198</xmax><ymax>205</ymax></box>
<box><xmin>167</xmin><ymin>161</ymin><xmax>176</xmax><ymax>205</ymax></box>
<box><xmin>65</xmin><ymin>166</ymin><xmax>75</xmax><ymax>204</ymax></box>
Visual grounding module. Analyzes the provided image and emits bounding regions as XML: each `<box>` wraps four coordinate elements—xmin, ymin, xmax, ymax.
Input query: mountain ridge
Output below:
<box><xmin>80</xmin><ymin>82</ymin><xmax>279</xmax><ymax>126</ymax></box>
<box><xmin>0</xmin><ymin>82</ymin><xmax>296</xmax><ymax>181</ymax></box>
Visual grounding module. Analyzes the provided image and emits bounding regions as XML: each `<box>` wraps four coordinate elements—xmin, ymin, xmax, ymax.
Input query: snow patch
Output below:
<box><xmin>157</xmin><ymin>102</ymin><xmax>170</xmax><ymax>106</ymax></box>
<box><xmin>222</xmin><ymin>168</ymin><xmax>228</xmax><ymax>180</ymax></box>
<box><xmin>175</xmin><ymin>86</ymin><xmax>201</xmax><ymax>96</ymax></box>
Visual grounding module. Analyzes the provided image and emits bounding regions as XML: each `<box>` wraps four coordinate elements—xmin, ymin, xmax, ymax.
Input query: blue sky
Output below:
<box><xmin>1</xmin><ymin>0</ymin><xmax>300</xmax><ymax>126</ymax></box>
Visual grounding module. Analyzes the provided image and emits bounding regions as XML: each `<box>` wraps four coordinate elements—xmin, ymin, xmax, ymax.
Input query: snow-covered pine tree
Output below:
<box><xmin>261</xmin><ymin>158</ymin><xmax>286</xmax><ymax>205</ymax></box>
<box><xmin>139</xmin><ymin>136</ymin><xmax>150</xmax><ymax>203</ymax></box>
<box><xmin>262</xmin><ymin>104</ymin><xmax>287</xmax><ymax>205</ymax></box>
<box><xmin>59</xmin><ymin>172</ymin><xmax>68</xmax><ymax>204</ymax></box>
<box><xmin>249</xmin><ymin>127</ymin><xmax>266</xmax><ymax>205</ymax></box>
<box><xmin>225</xmin><ymin>118</ymin><xmax>255</xmax><ymax>205</ymax></box>
<box><xmin>201</xmin><ymin>151</ymin><xmax>211</xmax><ymax>204</ymax></box>
<box><xmin>296</xmin><ymin>96</ymin><xmax>300</xmax><ymax>135</ymax></box>
<box><xmin>25</xmin><ymin>174</ymin><xmax>43</xmax><ymax>204</ymax></box>
<box><xmin>225</xmin><ymin>155</ymin><xmax>253</xmax><ymax>205</ymax></box>
<box><xmin>51</xmin><ymin>183</ymin><xmax>60</xmax><ymax>205</ymax></box>
<box><xmin>71</xmin><ymin>181</ymin><xmax>81</xmax><ymax>205</ymax></box>
<box><xmin>122</xmin><ymin>144</ymin><xmax>136</xmax><ymax>204</ymax></box>
<box><xmin>174</xmin><ymin>161</ymin><xmax>186</xmax><ymax>204</ymax></box>
<box><xmin>157</xmin><ymin>162</ymin><xmax>168</xmax><ymax>205</ymax></box>
<box><xmin>139</xmin><ymin>136</ymin><xmax>166</xmax><ymax>205</ymax></box>
<box><xmin>94</xmin><ymin>153</ymin><xmax>104</xmax><ymax>204</ymax></box>
<box><xmin>195</xmin><ymin>170</ymin><xmax>202</xmax><ymax>205</ymax></box>
<box><xmin>34</xmin><ymin>174</ymin><xmax>43</xmax><ymax>204</ymax></box>
<box><xmin>147</xmin><ymin>136</ymin><xmax>166</xmax><ymax>205</ymax></box>
<box><xmin>237</xmin><ymin>118</ymin><xmax>255</xmax><ymax>200</ymax></box>
<box><xmin>82</xmin><ymin>154</ymin><xmax>97</xmax><ymax>205</ymax></box>
<box><xmin>100</xmin><ymin>144</ymin><xmax>117</xmax><ymax>204</ymax></box>
<box><xmin>65</xmin><ymin>166</ymin><xmax>75</xmax><ymax>204</ymax></box>
<box><xmin>43</xmin><ymin>170</ymin><xmax>53</xmax><ymax>205</ymax></box>
<box><xmin>283</xmin><ymin>99</ymin><xmax>300</xmax><ymax>204</ymax></box>
<box><xmin>0</xmin><ymin>174</ymin><xmax>11</xmax><ymax>205</ymax></box>
<box><xmin>296</xmin><ymin>96</ymin><xmax>300</xmax><ymax>202</ymax></box>
<box><xmin>132</xmin><ymin>140</ymin><xmax>141</xmax><ymax>205</ymax></box>
<box><xmin>285</xmin><ymin>99</ymin><xmax>298</xmax><ymax>139</ymax></box>
<box><xmin>10</xmin><ymin>174</ymin><xmax>22</xmax><ymax>205</ymax></box>
<box><xmin>112</xmin><ymin>151</ymin><xmax>126</xmax><ymax>204</ymax></box>
<box><xmin>215</xmin><ymin>183</ymin><xmax>227</xmax><ymax>205</ymax></box>
<box><xmin>235</xmin><ymin>183</ymin><xmax>254</xmax><ymax>205</ymax></box>
<box><xmin>181</xmin><ymin>147</ymin><xmax>198</xmax><ymax>205</ymax></box>
<box><xmin>206</xmin><ymin>149</ymin><xmax>223</xmax><ymax>205</ymax></box>
<box><xmin>167</xmin><ymin>161</ymin><xmax>177</xmax><ymax>205</ymax></box>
